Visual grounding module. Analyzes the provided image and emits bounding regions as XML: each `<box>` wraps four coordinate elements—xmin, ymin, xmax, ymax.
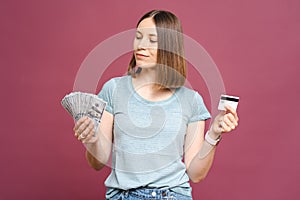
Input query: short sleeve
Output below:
<box><xmin>97</xmin><ymin>79</ymin><xmax>116</xmax><ymax>114</ymax></box>
<box><xmin>188</xmin><ymin>92</ymin><xmax>211</xmax><ymax>123</ymax></box>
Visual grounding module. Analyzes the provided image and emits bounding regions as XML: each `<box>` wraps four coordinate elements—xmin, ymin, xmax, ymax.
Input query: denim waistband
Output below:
<box><xmin>108</xmin><ymin>187</ymin><xmax>192</xmax><ymax>200</ymax></box>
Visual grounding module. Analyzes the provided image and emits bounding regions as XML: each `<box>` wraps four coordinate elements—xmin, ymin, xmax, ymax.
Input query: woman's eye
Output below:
<box><xmin>135</xmin><ymin>33</ymin><xmax>142</xmax><ymax>39</ymax></box>
<box><xmin>150</xmin><ymin>39</ymin><xmax>157</xmax><ymax>43</ymax></box>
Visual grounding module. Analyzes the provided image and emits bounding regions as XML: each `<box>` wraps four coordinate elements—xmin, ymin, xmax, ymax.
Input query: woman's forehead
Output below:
<box><xmin>137</xmin><ymin>18</ymin><xmax>157</xmax><ymax>35</ymax></box>
<box><xmin>136</xmin><ymin>28</ymin><xmax>157</xmax><ymax>36</ymax></box>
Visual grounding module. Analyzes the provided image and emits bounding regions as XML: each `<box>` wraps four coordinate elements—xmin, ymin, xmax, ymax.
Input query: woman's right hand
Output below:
<box><xmin>73</xmin><ymin>116</ymin><xmax>98</xmax><ymax>143</ymax></box>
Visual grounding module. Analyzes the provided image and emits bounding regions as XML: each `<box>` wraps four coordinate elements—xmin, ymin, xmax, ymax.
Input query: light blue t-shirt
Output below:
<box><xmin>98</xmin><ymin>75</ymin><xmax>211</xmax><ymax>198</ymax></box>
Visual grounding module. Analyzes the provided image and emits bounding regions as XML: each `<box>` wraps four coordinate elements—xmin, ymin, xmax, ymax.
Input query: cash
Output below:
<box><xmin>61</xmin><ymin>92</ymin><xmax>106</xmax><ymax>132</ymax></box>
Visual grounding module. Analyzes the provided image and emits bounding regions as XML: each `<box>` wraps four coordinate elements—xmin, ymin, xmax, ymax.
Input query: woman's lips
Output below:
<box><xmin>136</xmin><ymin>53</ymin><xmax>149</xmax><ymax>58</ymax></box>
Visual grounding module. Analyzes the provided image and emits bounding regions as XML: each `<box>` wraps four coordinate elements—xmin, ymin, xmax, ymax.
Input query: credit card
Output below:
<box><xmin>218</xmin><ymin>94</ymin><xmax>239</xmax><ymax>111</ymax></box>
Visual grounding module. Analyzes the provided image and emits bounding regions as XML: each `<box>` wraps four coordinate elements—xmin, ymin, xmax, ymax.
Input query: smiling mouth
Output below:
<box><xmin>136</xmin><ymin>53</ymin><xmax>149</xmax><ymax>58</ymax></box>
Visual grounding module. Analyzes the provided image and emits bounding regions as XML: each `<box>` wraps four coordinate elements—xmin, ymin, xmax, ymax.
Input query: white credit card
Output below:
<box><xmin>218</xmin><ymin>95</ymin><xmax>239</xmax><ymax>111</ymax></box>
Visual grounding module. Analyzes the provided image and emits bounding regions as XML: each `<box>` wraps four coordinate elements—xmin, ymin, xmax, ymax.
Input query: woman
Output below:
<box><xmin>73</xmin><ymin>10</ymin><xmax>239</xmax><ymax>200</ymax></box>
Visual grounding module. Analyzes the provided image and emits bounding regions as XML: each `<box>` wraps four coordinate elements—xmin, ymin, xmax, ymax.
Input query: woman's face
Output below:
<box><xmin>133</xmin><ymin>17</ymin><xmax>158</xmax><ymax>68</ymax></box>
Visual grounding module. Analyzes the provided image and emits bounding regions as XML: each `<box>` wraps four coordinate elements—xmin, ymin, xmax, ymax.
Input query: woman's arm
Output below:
<box><xmin>74</xmin><ymin>110</ymin><xmax>114</xmax><ymax>171</ymax></box>
<box><xmin>184</xmin><ymin>121</ymin><xmax>216</xmax><ymax>182</ymax></box>
<box><xmin>184</xmin><ymin>105</ymin><xmax>239</xmax><ymax>183</ymax></box>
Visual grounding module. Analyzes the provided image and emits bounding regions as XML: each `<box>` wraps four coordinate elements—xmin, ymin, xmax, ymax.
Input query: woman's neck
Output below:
<box><xmin>131</xmin><ymin>68</ymin><xmax>174</xmax><ymax>102</ymax></box>
<box><xmin>133</xmin><ymin>67</ymin><xmax>158</xmax><ymax>91</ymax></box>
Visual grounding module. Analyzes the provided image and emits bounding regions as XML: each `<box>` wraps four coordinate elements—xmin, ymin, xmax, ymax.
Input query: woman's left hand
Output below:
<box><xmin>211</xmin><ymin>105</ymin><xmax>239</xmax><ymax>135</ymax></box>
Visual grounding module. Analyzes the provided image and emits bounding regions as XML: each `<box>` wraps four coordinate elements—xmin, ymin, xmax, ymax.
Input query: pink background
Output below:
<box><xmin>1</xmin><ymin>0</ymin><xmax>299</xmax><ymax>199</ymax></box>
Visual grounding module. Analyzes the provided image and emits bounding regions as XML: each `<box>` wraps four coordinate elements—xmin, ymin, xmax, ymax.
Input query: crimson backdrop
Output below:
<box><xmin>1</xmin><ymin>0</ymin><xmax>299</xmax><ymax>199</ymax></box>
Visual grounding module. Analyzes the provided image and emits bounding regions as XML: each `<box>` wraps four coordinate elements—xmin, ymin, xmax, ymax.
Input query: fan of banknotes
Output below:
<box><xmin>61</xmin><ymin>92</ymin><xmax>106</xmax><ymax>131</ymax></box>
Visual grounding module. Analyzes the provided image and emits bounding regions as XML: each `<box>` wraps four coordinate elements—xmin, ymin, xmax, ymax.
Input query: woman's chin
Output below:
<box><xmin>136</xmin><ymin>62</ymin><xmax>156</xmax><ymax>69</ymax></box>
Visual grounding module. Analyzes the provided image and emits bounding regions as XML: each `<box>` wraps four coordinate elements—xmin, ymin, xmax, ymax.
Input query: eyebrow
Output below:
<box><xmin>136</xmin><ymin>30</ymin><xmax>157</xmax><ymax>37</ymax></box>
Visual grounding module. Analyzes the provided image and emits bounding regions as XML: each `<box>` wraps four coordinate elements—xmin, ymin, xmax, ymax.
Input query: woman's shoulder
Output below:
<box><xmin>98</xmin><ymin>75</ymin><xmax>128</xmax><ymax>95</ymax></box>
<box><xmin>106</xmin><ymin>75</ymin><xmax>128</xmax><ymax>82</ymax></box>
<box><xmin>176</xmin><ymin>86</ymin><xmax>206</xmax><ymax>104</ymax></box>
<box><xmin>103</xmin><ymin>75</ymin><xmax>129</xmax><ymax>87</ymax></box>
<box><xmin>177</xmin><ymin>86</ymin><xmax>199</xmax><ymax>97</ymax></box>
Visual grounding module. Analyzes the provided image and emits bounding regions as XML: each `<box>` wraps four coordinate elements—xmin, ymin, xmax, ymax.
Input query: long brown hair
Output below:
<box><xmin>128</xmin><ymin>10</ymin><xmax>186</xmax><ymax>89</ymax></box>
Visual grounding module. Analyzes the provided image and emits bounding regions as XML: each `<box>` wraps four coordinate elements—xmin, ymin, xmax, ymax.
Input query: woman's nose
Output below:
<box><xmin>137</xmin><ymin>38</ymin><xmax>149</xmax><ymax>49</ymax></box>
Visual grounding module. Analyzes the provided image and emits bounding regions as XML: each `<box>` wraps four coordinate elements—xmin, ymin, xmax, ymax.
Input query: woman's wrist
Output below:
<box><xmin>204</xmin><ymin>128</ymin><xmax>222</xmax><ymax>146</ymax></box>
<box><xmin>208</xmin><ymin>127</ymin><xmax>222</xmax><ymax>140</ymax></box>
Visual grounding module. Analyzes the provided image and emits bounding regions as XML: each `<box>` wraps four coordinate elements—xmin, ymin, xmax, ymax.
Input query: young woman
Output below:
<box><xmin>73</xmin><ymin>10</ymin><xmax>239</xmax><ymax>200</ymax></box>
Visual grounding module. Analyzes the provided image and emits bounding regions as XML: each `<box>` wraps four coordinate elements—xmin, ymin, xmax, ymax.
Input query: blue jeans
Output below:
<box><xmin>108</xmin><ymin>188</ymin><xmax>193</xmax><ymax>200</ymax></box>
